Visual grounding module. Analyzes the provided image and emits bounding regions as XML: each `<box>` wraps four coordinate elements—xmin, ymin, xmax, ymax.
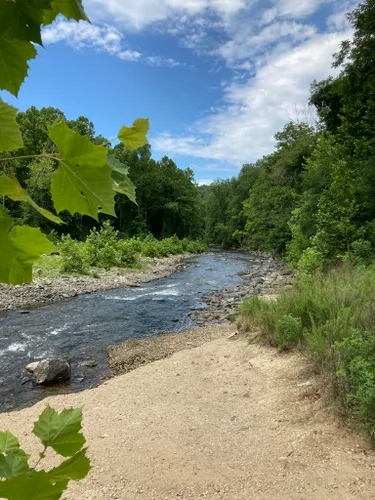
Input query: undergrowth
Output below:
<box><xmin>239</xmin><ymin>265</ymin><xmax>375</xmax><ymax>439</ymax></box>
<box><xmin>37</xmin><ymin>221</ymin><xmax>207</xmax><ymax>276</ymax></box>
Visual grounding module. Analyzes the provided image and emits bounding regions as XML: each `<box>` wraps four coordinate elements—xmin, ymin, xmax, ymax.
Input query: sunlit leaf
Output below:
<box><xmin>0</xmin><ymin>455</ymin><xmax>30</xmax><ymax>479</ymax></box>
<box><xmin>49</xmin><ymin>121</ymin><xmax>115</xmax><ymax>221</ymax></box>
<box><xmin>118</xmin><ymin>118</ymin><xmax>149</xmax><ymax>151</ymax></box>
<box><xmin>0</xmin><ymin>432</ymin><xmax>27</xmax><ymax>457</ymax></box>
<box><xmin>44</xmin><ymin>0</ymin><xmax>89</xmax><ymax>24</ymax></box>
<box><xmin>0</xmin><ymin>175</ymin><xmax>63</xmax><ymax>224</ymax></box>
<box><xmin>0</xmin><ymin>470</ymin><xmax>68</xmax><ymax>499</ymax></box>
<box><xmin>0</xmin><ymin>35</ymin><xmax>37</xmax><ymax>97</ymax></box>
<box><xmin>48</xmin><ymin>448</ymin><xmax>90</xmax><ymax>482</ymax></box>
<box><xmin>107</xmin><ymin>153</ymin><xmax>137</xmax><ymax>203</ymax></box>
<box><xmin>33</xmin><ymin>406</ymin><xmax>86</xmax><ymax>457</ymax></box>
<box><xmin>0</xmin><ymin>0</ymin><xmax>51</xmax><ymax>45</ymax></box>
<box><xmin>0</xmin><ymin>212</ymin><xmax>55</xmax><ymax>285</ymax></box>
<box><xmin>0</xmin><ymin>99</ymin><xmax>23</xmax><ymax>151</ymax></box>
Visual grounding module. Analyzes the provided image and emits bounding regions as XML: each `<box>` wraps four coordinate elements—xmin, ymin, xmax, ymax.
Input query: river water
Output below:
<box><xmin>0</xmin><ymin>252</ymin><xmax>250</xmax><ymax>411</ymax></box>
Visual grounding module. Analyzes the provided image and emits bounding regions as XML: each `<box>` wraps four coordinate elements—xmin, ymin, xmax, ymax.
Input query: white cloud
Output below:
<box><xmin>219</xmin><ymin>21</ymin><xmax>317</xmax><ymax>63</ymax></box>
<box><xmin>153</xmin><ymin>30</ymin><xmax>352</xmax><ymax>166</ymax></box>
<box><xmin>42</xmin><ymin>20</ymin><xmax>123</xmax><ymax>53</ymax></box>
<box><xmin>197</xmin><ymin>178</ymin><xmax>214</xmax><ymax>185</ymax></box>
<box><xmin>42</xmin><ymin>20</ymin><xmax>182</xmax><ymax>67</ymax></box>
<box><xmin>326</xmin><ymin>1</ymin><xmax>358</xmax><ymax>30</ymax></box>
<box><xmin>145</xmin><ymin>55</ymin><xmax>186</xmax><ymax>67</ymax></box>
<box><xmin>264</xmin><ymin>0</ymin><xmax>333</xmax><ymax>21</ymax></box>
<box><xmin>86</xmin><ymin>0</ymin><xmax>247</xmax><ymax>30</ymax></box>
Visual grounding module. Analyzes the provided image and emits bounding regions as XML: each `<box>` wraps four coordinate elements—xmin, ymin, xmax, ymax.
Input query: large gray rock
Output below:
<box><xmin>33</xmin><ymin>359</ymin><xmax>71</xmax><ymax>385</ymax></box>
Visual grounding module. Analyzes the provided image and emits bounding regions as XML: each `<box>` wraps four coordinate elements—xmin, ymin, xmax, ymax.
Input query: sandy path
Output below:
<box><xmin>1</xmin><ymin>327</ymin><xmax>374</xmax><ymax>499</ymax></box>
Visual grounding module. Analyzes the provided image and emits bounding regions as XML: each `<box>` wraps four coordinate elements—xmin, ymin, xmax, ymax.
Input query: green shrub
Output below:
<box><xmin>335</xmin><ymin>329</ymin><xmax>375</xmax><ymax>437</ymax></box>
<box><xmin>58</xmin><ymin>236</ymin><xmax>94</xmax><ymax>274</ymax></box>
<box><xmin>56</xmin><ymin>225</ymin><xmax>206</xmax><ymax>274</ymax></box>
<box><xmin>275</xmin><ymin>314</ymin><xmax>302</xmax><ymax>350</ymax></box>
<box><xmin>349</xmin><ymin>239</ymin><xmax>375</xmax><ymax>266</ymax></box>
<box><xmin>297</xmin><ymin>247</ymin><xmax>323</xmax><ymax>275</ymax></box>
<box><xmin>239</xmin><ymin>265</ymin><xmax>375</xmax><ymax>437</ymax></box>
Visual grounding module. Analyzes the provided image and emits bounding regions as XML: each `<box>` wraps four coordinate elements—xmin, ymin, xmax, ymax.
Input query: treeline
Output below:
<box><xmin>3</xmin><ymin>107</ymin><xmax>203</xmax><ymax>241</ymax></box>
<box><xmin>203</xmin><ymin>0</ymin><xmax>375</xmax><ymax>272</ymax></box>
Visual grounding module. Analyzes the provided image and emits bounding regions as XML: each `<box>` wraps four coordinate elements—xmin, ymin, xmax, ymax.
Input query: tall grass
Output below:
<box><xmin>239</xmin><ymin>266</ymin><xmax>375</xmax><ymax>438</ymax></box>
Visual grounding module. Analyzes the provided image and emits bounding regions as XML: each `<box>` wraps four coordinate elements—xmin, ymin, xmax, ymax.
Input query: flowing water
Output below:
<box><xmin>0</xmin><ymin>252</ymin><xmax>250</xmax><ymax>411</ymax></box>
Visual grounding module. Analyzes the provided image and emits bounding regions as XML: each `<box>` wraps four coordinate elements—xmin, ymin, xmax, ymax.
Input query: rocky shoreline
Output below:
<box><xmin>107</xmin><ymin>252</ymin><xmax>294</xmax><ymax>379</ymax></box>
<box><xmin>190</xmin><ymin>251</ymin><xmax>294</xmax><ymax>326</ymax></box>
<box><xmin>0</xmin><ymin>255</ymin><xmax>190</xmax><ymax>313</ymax></box>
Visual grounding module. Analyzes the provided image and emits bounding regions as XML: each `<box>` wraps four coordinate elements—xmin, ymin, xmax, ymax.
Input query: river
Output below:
<box><xmin>0</xmin><ymin>252</ymin><xmax>251</xmax><ymax>411</ymax></box>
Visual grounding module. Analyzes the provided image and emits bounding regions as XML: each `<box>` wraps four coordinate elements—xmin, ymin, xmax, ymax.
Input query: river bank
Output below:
<box><xmin>2</xmin><ymin>327</ymin><xmax>373</xmax><ymax>499</ymax></box>
<box><xmin>0</xmin><ymin>254</ymin><xmax>190</xmax><ymax>313</ymax></box>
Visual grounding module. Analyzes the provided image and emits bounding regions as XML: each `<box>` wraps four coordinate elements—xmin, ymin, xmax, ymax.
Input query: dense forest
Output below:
<box><xmin>5</xmin><ymin>0</ymin><xmax>374</xmax><ymax>278</ymax></box>
<box><xmin>203</xmin><ymin>0</ymin><xmax>375</xmax><ymax>273</ymax></box>
<box><xmin>2</xmin><ymin>107</ymin><xmax>203</xmax><ymax>241</ymax></box>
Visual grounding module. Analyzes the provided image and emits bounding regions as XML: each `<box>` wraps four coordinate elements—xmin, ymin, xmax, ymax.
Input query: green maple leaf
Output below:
<box><xmin>0</xmin><ymin>99</ymin><xmax>23</xmax><ymax>151</ymax></box>
<box><xmin>44</xmin><ymin>0</ymin><xmax>89</xmax><ymax>24</ymax></box>
<box><xmin>33</xmin><ymin>406</ymin><xmax>86</xmax><ymax>457</ymax></box>
<box><xmin>0</xmin><ymin>470</ymin><xmax>68</xmax><ymax>500</ymax></box>
<box><xmin>0</xmin><ymin>211</ymin><xmax>55</xmax><ymax>285</ymax></box>
<box><xmin>49</xmin><ymin>121</ymin><xmax>115</xmax><ymax>221</ymax></box>
<box><xmin>0</xmin><ymin>431</ymin><xmax>30</xmax><ymax>480</ymax></box>
<box><xmin>0</xmin><ymin>175</ymin><xmax>62</xmax><ymax>224</ymax></box>
<box><xmin>48</xmin><ymin>448</ymin><xmax>90</xmax><ymax>482</ymax></box>
<box><xmin>0</xmin><ymin>34</ymin><xmax>37</xmax><ymax>97</ymax></box>
<box><xmin>0</xmin><ymin>455</ymin><xmax>30</xmax><ymax>479</ymax></box>
<box><xmin>118</xmin><ymin>118</ymin><xmax>149</xmax><ymax>150</ymax></box>
<box><xmin>107</xmin><ymin>153</ymin><xmax>137</xmax><ymax>203</ymax></box>
<box><xmin>0</xmin><ymin>0</ymin><xmax>52</xmax><ymax>45</ymax></box>
<box><xmin>0</xmin><ymin>432</ymin><xmax>27</xmax><ymax>457</ymax></box>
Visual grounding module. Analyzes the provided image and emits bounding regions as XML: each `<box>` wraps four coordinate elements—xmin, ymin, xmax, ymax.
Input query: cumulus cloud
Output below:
<box><xmin>153</xmin><ymin>30</ymin><xmax>352</xmax><ymax>166</ymax></box>
<box><xmin>219</xmin><ymin>21</ymin><xmax>317</xmax><ymax>64</ymax></box>
<box><xmin>42</xmin><ymin>20</ymin><xmax>183</xmax><ymax>67</ymax></box>
<box><xmin>263</xmin><ymin>0</ymin><xmax>334</xmax><ymax>21</ymax></box>
<box><xmin>85</xmin><ymin>0</ymin><xmax>247</xmax><ymax>30</ymax></box>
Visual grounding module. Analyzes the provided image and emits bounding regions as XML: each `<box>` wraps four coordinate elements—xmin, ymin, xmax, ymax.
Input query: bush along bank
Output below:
<box><xmin>47</xmin><ymin>221</ymin><xmax>207</xmax><ymax>276</ymax></box>
<box><xmin>238</xmin><ymin>265</ymin><xmax>375</xmax><ymax>439</ymax></box>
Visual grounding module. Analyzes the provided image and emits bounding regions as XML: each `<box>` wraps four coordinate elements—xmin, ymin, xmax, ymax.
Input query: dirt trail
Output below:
<box><xmin>2</xmin><ymin>326</ymin><xmax>374</xmax><ymax>499</ymax></box>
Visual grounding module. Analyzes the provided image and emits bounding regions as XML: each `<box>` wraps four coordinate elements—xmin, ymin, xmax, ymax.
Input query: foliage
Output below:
<box><xmin>56</xmin><ymin>222</ymin><xmax>207</xmax><ymax>274</ymax></box>
<box><xmin>239</xmin><ymin>266</ymin><xmax>375</xmax><ymax>436</ymax></box>
<box><xmin>0</xmin><ymin>405</ymin><xmax>90</xmax><ymax>499</ymax></box>
<box><xmin>275</xmin><ymin>314</ymin><xmax>303</xmax><ymax>351</ymax></box>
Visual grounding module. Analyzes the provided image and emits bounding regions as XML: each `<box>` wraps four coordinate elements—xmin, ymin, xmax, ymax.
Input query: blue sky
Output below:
<box><xmin>5</xmin><ymin>0</ymin><xmax>358</xmax><ymax>184</ymax></box>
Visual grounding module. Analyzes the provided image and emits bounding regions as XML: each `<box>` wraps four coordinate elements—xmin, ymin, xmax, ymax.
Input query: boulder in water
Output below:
<box><xmin>25</xmin><ymin>361</ymin><xmax>40</xmax><ymax>373</ymax></box>
<box><xmin>33</xmin><ymin>359</ymin><xmax>71</xmax><ymax>385</ymax></box>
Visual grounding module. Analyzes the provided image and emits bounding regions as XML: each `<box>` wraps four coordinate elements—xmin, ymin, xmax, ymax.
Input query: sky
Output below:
<box><xmin>5</xmin><ymin>0</ymin><xmax>359</xmax><ymax>185</ymax></box>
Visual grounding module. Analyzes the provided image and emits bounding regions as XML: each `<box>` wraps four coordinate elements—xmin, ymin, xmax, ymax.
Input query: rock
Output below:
<box><xmin>25</xmin><ymin>361</ymin><xmax>40</xmax><ymax>373</ymax></box>
<box><xmin>33</xmin><ymin>359</ymin><xmax>71</xmax><ymax>385</ymax></box>
<box><xmin>79</xmin><ymin>359</ymin><xmax>98</xmax><ymax>368</ymax></box>
<box><xmin>21</xmin><ymin>377</ymin><xmax>32</xmax><ymax>385</ymax></box>
<box><xmin>297</xmin><ymin>381</ymin><xmax>313</xmax><ymax>387</ymax></box>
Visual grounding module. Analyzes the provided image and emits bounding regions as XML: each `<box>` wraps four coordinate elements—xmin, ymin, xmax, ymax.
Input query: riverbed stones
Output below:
<box><xmin>33</xmin><ymin>359</ymin><xmax>71</xmax><ymax>384</ymax></box>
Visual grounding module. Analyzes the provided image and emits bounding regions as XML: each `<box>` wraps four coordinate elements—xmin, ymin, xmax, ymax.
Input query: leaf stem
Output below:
<box><xmin>0</xmin><ymin>154</ymin><xmax>60</xmax><ymax>163</ymax></box>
